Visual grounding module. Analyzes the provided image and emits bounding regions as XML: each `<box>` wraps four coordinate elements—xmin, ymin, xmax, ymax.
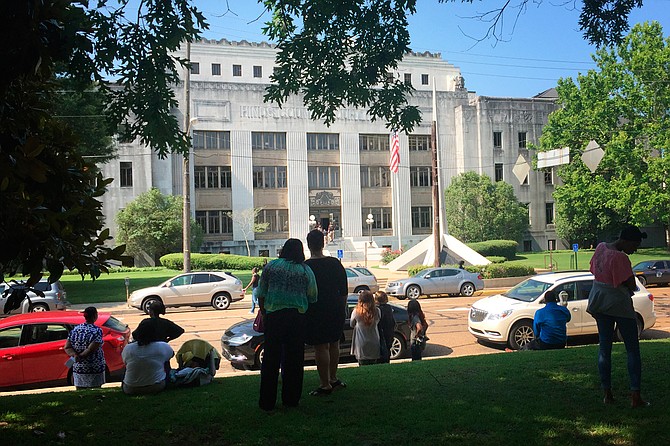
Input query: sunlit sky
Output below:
<box><xmin>194</xmin><ymin>0</ymin><xmax>670</xmax><ymax>98</ymax></box>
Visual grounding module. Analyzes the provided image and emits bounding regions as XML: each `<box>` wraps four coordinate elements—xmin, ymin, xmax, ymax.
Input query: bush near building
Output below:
<box><xmin>160</xmin><ymin>253</ymin><xmax>272</xmax><ymax>271</ymax></box>
<box><xmin>467</xmin><ymin>240</ymin><xmax>518</xmax><ymax>260</ymax></box>
<box><xmin>380</xmin><ymin>247</ymin><xmax>404</xmax><ymax>265</ymax></box>
<box><xmin>407</xmin><ymin>262</ymin><xmax>535</xmax><ymax>279</ymax></box>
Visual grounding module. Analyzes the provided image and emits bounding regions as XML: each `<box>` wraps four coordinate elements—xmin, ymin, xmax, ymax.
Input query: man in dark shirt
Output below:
<box><xmin>136</xmin><ymin>301</ymin><xmax>184</xmax><ymax>343</ymax></box>
<box><xmin>523</xmin><ymin>290</ymin><xmax>571</xmax><ymax>350</ymax></box>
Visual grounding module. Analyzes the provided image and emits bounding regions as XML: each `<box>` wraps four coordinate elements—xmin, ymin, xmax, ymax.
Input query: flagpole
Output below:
<box><xmin>431</xmin><ymin>80</ymin><xmax>440</xmax><ymax>267</ymax></box>
<box><xmin>395</xmin><ymin>163</ymin><xmax>401</xmax><ymax>250</ymax></box>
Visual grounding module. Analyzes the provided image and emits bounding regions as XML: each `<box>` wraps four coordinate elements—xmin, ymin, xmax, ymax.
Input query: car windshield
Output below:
<box><xmin>103</xmin><ymin>316</ymin><xmax>128</xmax><ymax>333</ymax></box>
<box><xmin>412</xmin><ymin>269</ymin><xmax>430</xmax><ymax>278</ymax></box>
<box><xmin>353</xmin><ymin>268</ymin><xmax>373</xmax><ymax>276</ymax></box>
<box><xmin>502</xmin><ymin>279</ymin><xmax>551</xmax><ymax>302</ymax></box>
<box><xmin>633</xmin><ymin>262</ymin><xmax>652</xmax><ymax>271</ymax></box>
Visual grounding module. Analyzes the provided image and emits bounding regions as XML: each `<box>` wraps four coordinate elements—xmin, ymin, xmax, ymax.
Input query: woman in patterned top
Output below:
<box><xmin>257</xmin><ymin>238</ymin><xmax>318</xmax><ymax>411</ymax></box>
<box><xmin>64</xmin><ymin>306</ymin><xmax>106</xmax><ymax>389</ymax></box>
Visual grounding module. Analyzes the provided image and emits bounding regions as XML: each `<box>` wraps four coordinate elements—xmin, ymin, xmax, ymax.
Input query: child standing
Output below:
<box><xmin>350</xmin><ymin>291</ymin><xmax>381</xmax><ymax>365</ymax></box>
<box><xmin>407</xmin><ymin>299</ymin><xmax>428</xmax><ymax>361</ymax></box>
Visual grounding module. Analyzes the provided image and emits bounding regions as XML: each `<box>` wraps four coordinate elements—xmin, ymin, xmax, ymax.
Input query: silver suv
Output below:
<box><xmin>1</xmin><ymin>279</ymin><xmax>70</xmax><ymax>314</ymax></box>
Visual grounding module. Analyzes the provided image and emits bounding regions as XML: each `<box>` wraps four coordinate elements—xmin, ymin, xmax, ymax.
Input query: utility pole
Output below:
<box><xmin>183</xmin><ymin>40</ymin><xmax>192</xmax><ymax>273</ymax></box>
<box><xmin>431</xmin><ymin>120</ymin><xmax>440</xmax><ymax>267</ymax></box>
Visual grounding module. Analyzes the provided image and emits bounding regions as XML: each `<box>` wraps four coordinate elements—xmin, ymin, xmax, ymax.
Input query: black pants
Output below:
<box><xmin>522</xmin><ymin>338</ymin><xmax>565</xmax><ymax>351</ymax></box>
<box><xmin>259</xmin><ymin>308</ymin><xmax>306</xmax><ymax>410</ymax></box>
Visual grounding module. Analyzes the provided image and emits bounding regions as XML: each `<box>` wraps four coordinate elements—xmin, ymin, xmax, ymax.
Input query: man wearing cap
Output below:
<box><xmin>587</xmin><ymin>224</ymin><xmax>649</xmax><ymax>408</ymax></box>
<box><xmin>64</xmin><ymin>306</ymin><xmax>106</xmax><ymax>389</ymax></box>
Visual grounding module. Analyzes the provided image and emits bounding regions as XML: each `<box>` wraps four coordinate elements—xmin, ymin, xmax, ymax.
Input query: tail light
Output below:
<box><xmin>477</xmin><ymin>274</ymin><xmax>483</xmax><ymax>280</ymax></box>
<box><xmin>647</xmin><ymin>293</ymin><xmax>654</xmax><ymax>302</ymax></box>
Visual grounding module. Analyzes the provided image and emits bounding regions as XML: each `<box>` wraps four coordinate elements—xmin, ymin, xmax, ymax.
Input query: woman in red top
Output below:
<box><xmin>587</xmin><ymin>224</ymin><xmax>649</xmax><ymax>408</ymax></box>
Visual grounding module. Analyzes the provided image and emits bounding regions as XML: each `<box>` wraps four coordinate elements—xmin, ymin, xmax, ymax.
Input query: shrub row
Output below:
<box><xmin>406</xmin><ymin>262</ymin><xmax>535</xmax><ymax>279</ymax></box>
<box><xmin>160</xmin><ymin>253</ymin><xmax>273</xmax><ymax>271</ymax></box>
<box><xmin>467</xmin><ymin>240</ymin><xmax>518</xmax><ymax>260</ymax></box>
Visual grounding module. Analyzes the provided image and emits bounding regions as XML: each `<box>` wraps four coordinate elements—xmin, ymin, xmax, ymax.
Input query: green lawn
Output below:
<box><xmin>507</xmin><ymin>247</ymin><xmax>670</xmax><ymax>271</ymax></box>
<box><xmin>1</xmin><ymin>340</ymin><xmax>668</xmax><ymax>445</ymax></box>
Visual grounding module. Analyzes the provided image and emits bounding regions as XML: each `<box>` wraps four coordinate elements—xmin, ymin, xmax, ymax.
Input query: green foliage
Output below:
<box><xmin>444</xmin><ymin>172</ymin><xmax>528</xmax><ymax>243</ymax></box>
<box><xmin>480</xmin><ymin>263</ymin><xmax>536</xmax><ymax>279</ymax></box>
<box><xmin>407</xmin><ymin>264</ymin><xmax>431</xmax><ymax>276</ymax></box>
<box><xmin>0</xmin><ymin>1</ymin><xmax>205</xmax><ymax>283</ymax></box>
<box><xmin>160</xmin><ymin>253</ymin><xmax>273</xmax><ymax>271</ymax></box>
<box><xmin>116</xmin><ymin>188</ymin><xmax>203</xmax><ymax>263</ymax></box>
<box><xmin>380</xmin><ymin>248</ymin><xmax>404</xmax><ymax>265</ymax></box>
<box><xmin>538</xmin><ymin>22</ymin><xmax>670</xmax><ymax>246</ymax></box>
<box><xmin>485</xmin><ymin>256</ymin><xmax>507</xmax><ymax>264</ymax></box>
<box><xmin>467</xmin><ymin>240</ymin><xmax>519</xmax><ymax>260</ymax></box>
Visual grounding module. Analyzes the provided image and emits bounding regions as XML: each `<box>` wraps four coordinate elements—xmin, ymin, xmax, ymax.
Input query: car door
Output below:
<box><xmin>190</xmin><ymin>273</ymin><xmax>216</xmax><ymax>305</ymax></box>
<box><xmin>165</xmin><ymin>274</ymin><xmax>195</xmax><ymax>305</ymax></box>
<box><xmin>573</xmin><ymin>280</ymin><xmax>597</xmax><ymax>333</ymax></box>
<box><xmin>650</xmin><ymin>261</ymin><xmax>668</xmax><ymax>285</ymax></box>
<box><xmin>548</xmin><ymin>281</ymin><xmax>583</xmax><ymax>335</ymax></box>
<box><xmin>341</xmin><ymin>300</ymin><xmax>357</xmax><ymax>355</ymax></box>
<box><xmin>0</xmin><ymin>325</ymin><xmax>24</xmax><ymax>388</ymax></box>
<box><xmin>441</xmin><ymin>269</ymin><xmax>461</xmax><ymax>294</ymax></box>
<box><xmin>420</xmin><ymin>269</ymin><xmax>442</xmax><ymax>294</ymax></box>
<box><xmin>20</xmin><ymin>323</ymin><xmax>71</xmax><ymax>385</ymax></box>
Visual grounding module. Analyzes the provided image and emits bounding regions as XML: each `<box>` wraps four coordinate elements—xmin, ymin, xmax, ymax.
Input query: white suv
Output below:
<box><xmin>468</xmin><ymin>272</ymin><xmax>656</xmax><ymax>350</ymax></box>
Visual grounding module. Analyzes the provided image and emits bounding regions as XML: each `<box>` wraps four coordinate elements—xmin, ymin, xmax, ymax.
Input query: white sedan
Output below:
<box><xmin>468</xmin><ymin>271</ymin><xmax>656</xmax><ymax>349</ymax></box>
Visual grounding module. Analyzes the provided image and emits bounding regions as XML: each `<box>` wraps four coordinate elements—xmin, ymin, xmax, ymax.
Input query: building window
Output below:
<box><xmin>196</xmin><ymin>210</ymin><xmax>233</xmax><ymax>234</ymax></box>
<box><xmin>253</xmin><ymin>166</ymin><xmax>288</xmax><ymax>188</ymax></box>
<box><xmin>523</xmin><ymin>240</ymin><xmax>533</xmax><ymax>252</ymax></box>
<box><xmin>385</xmin><ymin>72</ymin><xmax>394</xmax><ymax>83</ymax></box>
<box><xmin>408</xmin><ymin>135</ymin><xmax>430</xmax><ymax>151</ymax></box>
<box><xmin>360</xmin><ymin>166</ymin><xmax>390</xmax><ymax>187</ymax></box>
<box><xmin>194</xmin><ymin>166</ymin><xmax>232</xmax><ymax>189</ymax></box>
<box><xmin>359</xmin><ymin>134</ymin><xmax>390</xmax><ymax>151</ymax></box>
<box><xmin>192</xmin><ymin>131</ymin><xmax>230</xmax><ymax>150</ymax></box>
<box><xmin>404</xmin><ymin>73</ymin><xmax>412</xmax><ymax>85</ymax></box>
<box><xmin>522</xmin><ymin>175</ymin><xmax>529</xmax><ymax>186</ymax></box>
<box><xmin>190</xmin><ymin>62</ymin><xmax>199</xmax><ymax>74</ymax></box>
<box><xmin>232</xmin><ymin>64</ymin><xmax>242</xmax><ymax>76</ymax></box>
<box><xmin>411</xmin><ymin>206</ymin><xmax>432</xmax><ymax>229</ymax></box>
<box><xmin>252</xmin><ymin>132</ymin><xmax>286</xmax><ymax>150</ymax></box>
<box><xmin>493</xmin><ymin>131</ymin><xmax>502</xmax><ymax>149</ymax></box>
<box><xmin>306</xmin><ymin>133</ymin><xmax>339</xmax><ymax>150</ymax></box>
<box><xmin>211</xmin><ymin>63</ymin><xmax>221</xmax><ymax>75</ymax></box>
<box><xmin>308</xmin><ymin>166</ymin><xmax>340</xmax><ymax>189</ymax></box>
<box><xmin>257</xmin><ymin>209</ymin><xmax>289</xmax><ymax>232</ymax></box>
<box><xmin>253</xmin><ymin>65</ymin><xmax>262</xmax><ymax>78</ymax></box>
<box><xmin>421</xmin><ymin>74</ymin><xmax>429</xmax><ymax>85</ymax></box>
<box><xmin>363</xmin><ymin>208</ymin><xmax>392</xmax><ymax>230</ymax></box>
<box><xmin>545</xmin><ymin>203</ymin><xmax>554</xmax><ymax>225</ymax></box>
<box><xmin>494</xmin><ymin>163</ymin><xmax>503</xmax><ymax>182</ymax></box>
<box><xmin>410</xmin><ymin>167</ymin><xmax>432</xmax><ymax>187</ymax></box>
<box><xmin>120</xmin><ymin>162</ymin><xmax>133</xmax><ymax>187</ymax></box>
<box><xmin>544</xmin><ymin>168</ymin><xmax>553</xmax><ymax>185</ymax></box>
<box><xmin>524</xmin><ymin>202</ymin><xmax>531</xmax><ymax>225</ymax></box>
<box><xmin>518</xmin><ymin>131</ymin><xmax>527</xmax><ymax>149</ymax></box>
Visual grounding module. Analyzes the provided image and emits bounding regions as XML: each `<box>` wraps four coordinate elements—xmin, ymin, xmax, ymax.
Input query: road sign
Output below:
<box><xmin>337</xmin><ymin>249</ymin><xmax>343</xmax><ymax>259</ymax></box>
<box><xmin>572</xmin><ymin>243</ymin><xmax>579</xmax><ymax>252</ymax></box>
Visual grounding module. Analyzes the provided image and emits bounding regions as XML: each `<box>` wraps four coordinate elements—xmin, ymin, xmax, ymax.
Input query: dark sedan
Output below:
<box><xmin>633</xmin><ymin>260</ymin><xmax>670</xmax><ymax>287</ymax></box>
<box><xmin>220</xmin><ymin>295</ymin><xmax>411</xmax><ymax>369</ymax></box>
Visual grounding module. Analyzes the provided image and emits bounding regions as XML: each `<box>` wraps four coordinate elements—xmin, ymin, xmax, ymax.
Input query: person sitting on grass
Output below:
<box><xmin>522</xmin><ymin>289</ymin><xmax>571</xmax><ymax>350</ymax></box>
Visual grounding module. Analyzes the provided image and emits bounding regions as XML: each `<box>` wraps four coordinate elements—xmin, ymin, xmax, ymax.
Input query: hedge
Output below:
<box><xmin>467</xmin><ymin>240</ymin><xmax>518</xmax><ymax>260</ymax></box>
<box><xmin>406</xmin><ymin>262</ymin><xmax>535</xmax><ymax>279</ymax></box>
<box><xmin>159</xmin><ymin>253</ymin><xmax>273</xmax><ymax>271</ymax></box>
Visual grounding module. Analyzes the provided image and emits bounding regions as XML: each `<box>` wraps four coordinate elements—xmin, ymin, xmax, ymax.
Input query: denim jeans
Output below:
<box><xmin>594</xmin><ymin>314</ymin><xmax>641</xmax><ymax>391</ymax></box>
<box><xmin>250</xmin><ymin>287</ymin><xmax>259</xmax><ymax>312</ymax></box>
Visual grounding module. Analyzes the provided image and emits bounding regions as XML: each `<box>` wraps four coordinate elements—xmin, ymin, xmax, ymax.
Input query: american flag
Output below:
<box><xmin>389</xmin><ymin>130</ymin><xmax>400</xmax><ymax>173</ymax></box>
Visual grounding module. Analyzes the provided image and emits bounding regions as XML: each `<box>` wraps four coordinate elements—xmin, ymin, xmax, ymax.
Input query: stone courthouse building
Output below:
<box><xmin>100</xmin><ymin>39</ymin><xmax>562</xmax><ymax>261</ymax></box>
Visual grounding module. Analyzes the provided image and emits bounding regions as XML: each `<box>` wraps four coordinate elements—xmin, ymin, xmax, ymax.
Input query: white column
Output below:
<box><xmin>287</xmin><ymin>132</ymin><xmax>310</xmax><ymax>239</ymax></box>
<box><xmin>340</xmin><ymin>133</ymin><xmax>363</xmax><ymax>237</ymax></box>
<box><xmin>230</xmin><ymin>131</ymin><xmax>254</xmax><ymax>242</ymax></box>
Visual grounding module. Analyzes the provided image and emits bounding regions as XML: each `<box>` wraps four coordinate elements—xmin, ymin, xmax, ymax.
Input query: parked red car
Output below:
<box><xmin>0</xmin><ymin>311</ymin><xmax>130</xmax><ymax>391</ymax></box>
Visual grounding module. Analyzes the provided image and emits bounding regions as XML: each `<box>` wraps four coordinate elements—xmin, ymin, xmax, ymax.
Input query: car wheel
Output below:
<box><xmin>30</xmin><ymin>303</ymin><xmax>49</xmax><ymax>312</ymax></box>
<box><xmin>212</xmin><ymin>293</ymin><xmax>231</xmax><ymax>310</ymax></box>
<box><xmin>354</xmin><ymin>286</ymin><xmax>369</xmax><ymax>294</ymax></box>
<box><xmin>255</xmin><ymin>345</ymin><xmax>265</xmax><ymax>369</ymax></box>
<box><xmin>615</xmin><ymin>317</ymin><xmax>643</xmax><ymax>341</ymax></box>
<box><xmin>406</xmin><ymin>285</ymin><xmax>421</xmax><ymax>300</ymax></box>
<box><xmin>389</xmin><ymin>333</ymin><xmax>407</xmax><ymax>360</ymax></box>
<box><xmin>460</xmin><ymin>282</ymin><xmax>475</xmax><ymax>297</ymax></box>
<box><xmin>141</xmin><ymin>297</ymin><xmax>160</xmax><ymax>315</ymax></box>
<box><xmin>638</xmin><ymin>275</ymin><xmax>647</xmax><ymax>286</ymax></box>
<box><xmin>508</xmin><ymin>320</ymin><xmax>534</xmax><ymax>350</ymax></box>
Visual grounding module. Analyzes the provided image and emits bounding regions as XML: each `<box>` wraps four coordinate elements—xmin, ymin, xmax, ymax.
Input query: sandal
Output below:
<box><xmin>309</xmin><ymin>387</ymin><xmax>332</xmax><ymax>396</ymax></box>
<box><xmin>330</xmin><ymin>379</ymin><xmax>347</xmax><ymax>390</ymax></box>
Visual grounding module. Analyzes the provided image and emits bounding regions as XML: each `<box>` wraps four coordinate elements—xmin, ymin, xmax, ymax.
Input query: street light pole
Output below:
<box><xmin>183</xmin><ymin>40</ymin><xmax>192</xmax><ymax>273</ymax></box>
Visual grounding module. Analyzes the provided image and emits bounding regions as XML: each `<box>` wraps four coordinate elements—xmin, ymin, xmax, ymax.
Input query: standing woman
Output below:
<box><xmin>407</xmin><ymin>299</ymin><xmax>428</xmax><ymax>361</ymax></box>
<box><xmin>305</xmin><ymin>229</ymin><xmax>349</xmax><ymax>395</ymax></box>
<box><xmin>244</xmin><ymin>267</ymin><xmax>261</xmax><ymax>314</ymax></box>
<box><xmin>64</xmin><ymin>306</ymin><xmax>106</xmax><ymax>389</ymax></box>
<box><xmin>257</xmin><ymin>239</ymin><xmax>318</xmax><ymax>411</ymax></box>
<box><xmin>350</xmin><ymin>291</ymin><xmax>381</xmax><ymax>365</ymax></box>
<box><xmin>587</xmin><ymin>224</ymin><xmax>649</xmax><ymax>408</ymax></box>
